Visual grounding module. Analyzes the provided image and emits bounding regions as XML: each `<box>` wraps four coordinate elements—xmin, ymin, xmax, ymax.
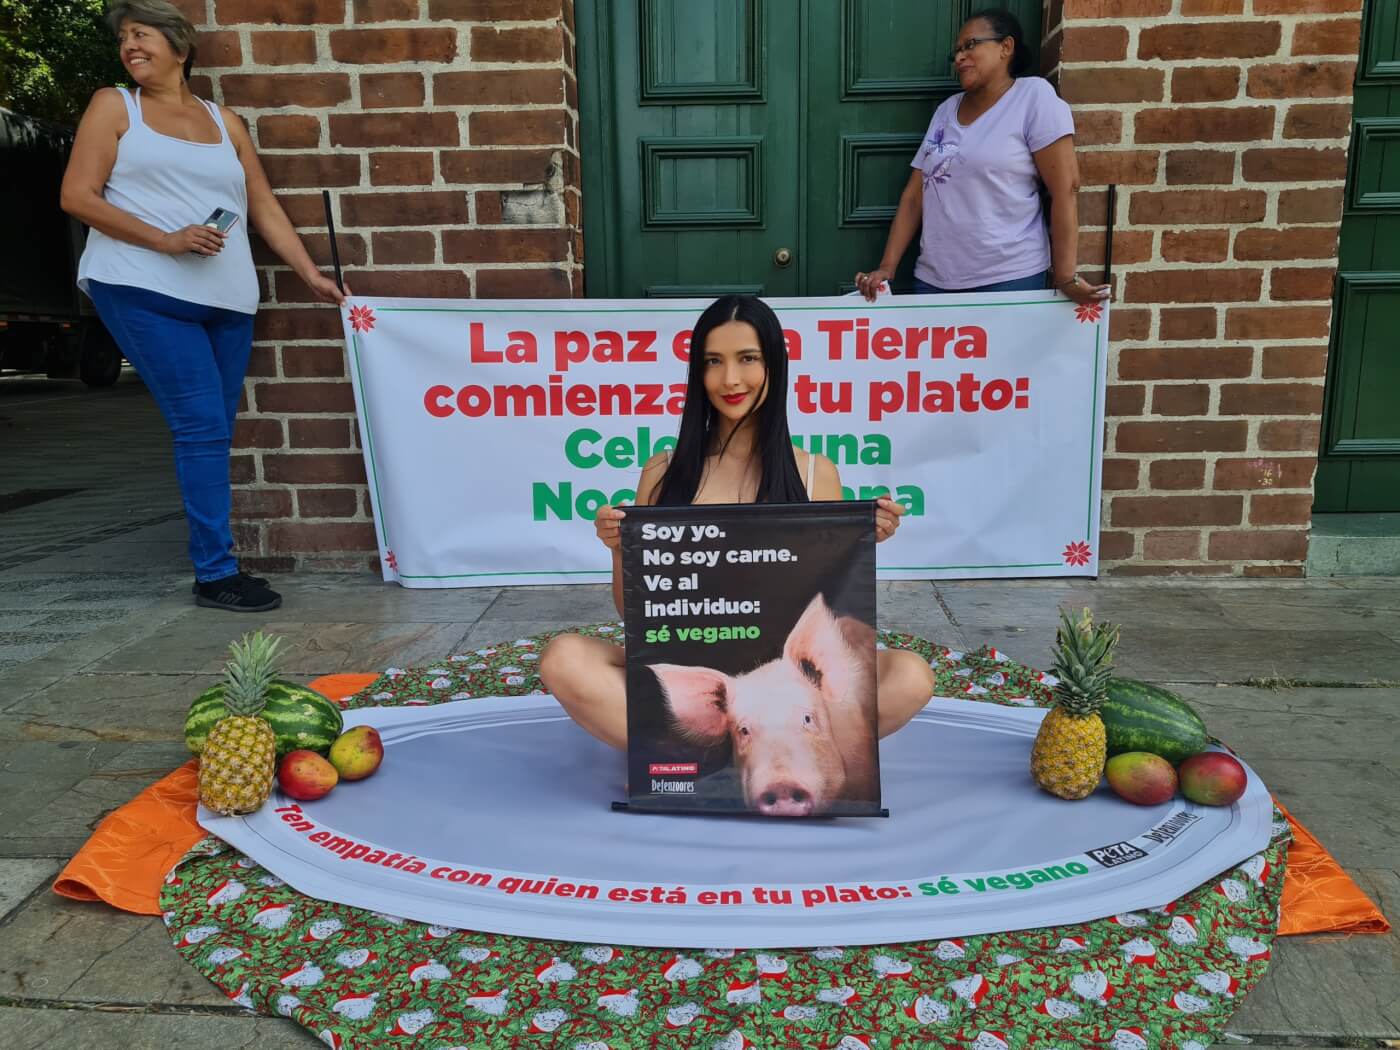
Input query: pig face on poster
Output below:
<box><xmin>649</xmin><ymin>594</ymin><xmax>878</xmax><ymax>817</ymax></box>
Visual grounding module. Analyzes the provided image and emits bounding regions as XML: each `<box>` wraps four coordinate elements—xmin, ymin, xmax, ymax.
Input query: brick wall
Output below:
<box><xmin>175</xmin><ymin>0</ymin><xmax>581</xmax><ymax>572</ymax></box>
<box><xmin>177</xmin><ymin>0</ymin><xmax>1353</xmax><ymax>577</ymax></box>
<box><xmin>1043</xmin><ymin>0</ymin><xmax>1358</xmax><ymax>577</ymax></box>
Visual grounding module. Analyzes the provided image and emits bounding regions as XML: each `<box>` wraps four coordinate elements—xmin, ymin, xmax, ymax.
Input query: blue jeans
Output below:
<box><xmin>912</xmin><ymin>271</ymin><xmax>1049</xmax><ymax>294</ymax></box>
<box><xmin>87</xmin><ymin>281</ymin><xmax>255</xmax><ymax>582</ymax></box>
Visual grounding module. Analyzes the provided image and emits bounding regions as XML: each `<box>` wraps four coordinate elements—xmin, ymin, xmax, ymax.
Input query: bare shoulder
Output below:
<box><xmin>808</xmin><ymin>451</ymin><xmax>843</xmax><ymax>500</ymax></box>
<box><xmin>84</xmin><ymin>87</ymin><xmax>129</xmax><ymax>122</ymax></box>
<box><xmin>636</xmin><ymin>450</ymin><xmax>672</xmax><ymax>506</ymax></box>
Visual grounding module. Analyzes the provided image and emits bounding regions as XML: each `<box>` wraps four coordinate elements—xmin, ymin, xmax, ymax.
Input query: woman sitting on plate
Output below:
<box><xmin>539</xmin><ymin>295</ymin><xmax>936</xmax><ymax>750</ymax></box>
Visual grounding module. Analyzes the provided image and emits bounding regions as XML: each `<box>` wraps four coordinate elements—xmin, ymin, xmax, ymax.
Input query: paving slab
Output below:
<box><xmin>960</xmin><ymin>625</ymin><xmax>1400</xmax><ymax>685</ymax></box>
<box><xmin>0</xmin><ymin>893</ymin><xmax>226</xmax><ymax>1008</ymax></box>
<box><xmin>88</xmin><ymin>619</ymin><xmax>476</xmax><ymax>675</ymax></box>
<box><xmin>478</xmin><ymin>582</ymin><xmax>622</xmax><ymax>622</ymax></box>
<box><xmin>0</xmin><ymin>675</ymin><xmax>215</xmax><ymax>744</ymax></box>
<box><xmin>1252</xmin><ymin>758</ymin><xmax>1400</xmax><ymax>871</ymax></box>
<box><xmin>1</xmin><ymin>742</ymin><xmax>191</xmax><ymax>847</ymax></box>
<box><xmin>0</xmin><ymin>742</ymin><xmax>129</xmax><ymax>838</ymax></box>
<box><xmin>268</xmin><ymin>575</ymin><xmax>500</xmax><ymax>623</ymax></box>
<box><xmin>2</xmin><ymin>1006</ymin><xmax>319</xmax><ymax>1050</ymax></box>
<box><xmin>936</xmin><ymin>580</ymin><xmax>1235</xmax><ymax>632</ymax></box>
<box><xmin>1172</xmin><ymin>684</ymin><xmax>1400</xmax><ymax>764</ymax></box>
<box><xmin>0</xmin><ymin>859</ymin><xmax>60</xmax><ymax>921</ymax></box>
<box><xmin>1224</xmin><ymin>915</ymin><xmax>1400</xmax><ymax>1041</ymax></box>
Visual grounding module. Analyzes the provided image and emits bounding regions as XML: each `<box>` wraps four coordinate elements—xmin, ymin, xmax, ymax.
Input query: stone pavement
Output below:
<box><xmin>0</xmin><ymin>375</ymin><xmax>1395</xmax><ymax>1048</ymax></box>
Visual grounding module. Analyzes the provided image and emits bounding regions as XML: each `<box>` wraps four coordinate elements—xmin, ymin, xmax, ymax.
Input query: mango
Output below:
<box><xmin>1105</xmin><ymin>751</ymin><xmax>1178</xmax><ymax>806</ymax></box>
<box><xmin>278</xmin><ymin>750</ymin><xmax>338</xmax><ymax>801</ymax></box>
<box><xmin>1179</xmin><ymin>751</ymin><xmax>1247</xmax><ymax>806</ymax></box>
<box><xmin>329</xmin><ymin>725</ymin><xmax>384</xmax><ymax>781</ymax></box>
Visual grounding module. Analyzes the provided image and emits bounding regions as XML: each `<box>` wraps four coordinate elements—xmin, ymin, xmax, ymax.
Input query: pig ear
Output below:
<box><xmin>649</xmin><ymin>663</ymin><xmax>732</xmax><ymax>742</ymax></box>
<box><xmin>783</xmin><ymin>594</ymin><xmax>859</xmax><ymax>704</ymax></box>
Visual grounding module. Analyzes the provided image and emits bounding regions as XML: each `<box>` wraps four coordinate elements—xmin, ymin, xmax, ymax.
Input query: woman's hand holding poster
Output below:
<box><xmin>621</xmin><ymin>502</ymin><xmax>883</xmax><ymax>818</ymax></box>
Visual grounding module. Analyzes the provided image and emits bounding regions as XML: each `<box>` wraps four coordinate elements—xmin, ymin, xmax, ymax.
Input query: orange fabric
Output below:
<box><xmin>50</xmin><ymin>674</ymin><xmax>377</xmax><ymax>915</ymax></box>
<box><xmin>1276</xmin><ymin>800</ymin><xmax>1390</xmax><ymax>935</ymax></box>
<box><xmin>52</xmin><ymin>674</ymin><xmax>1390</xmax><ymax>935</ymax></box>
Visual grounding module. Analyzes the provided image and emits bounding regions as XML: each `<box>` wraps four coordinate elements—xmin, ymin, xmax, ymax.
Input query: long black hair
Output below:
<box><xmin>654</xmin><ymin>295</ymin><xmax>808</xmax><ymax>506</ymax></box>
<box><xmin>966</xmin><ymin>8</ymin><xmax>1032</xmax><ymax>77</ymax></box>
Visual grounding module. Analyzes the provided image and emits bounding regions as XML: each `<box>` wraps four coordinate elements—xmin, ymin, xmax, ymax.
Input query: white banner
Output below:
<box><xmin>339</xmin><ymin>293</ymin><xmax>1108</xmax><ymax>588</ymax></box>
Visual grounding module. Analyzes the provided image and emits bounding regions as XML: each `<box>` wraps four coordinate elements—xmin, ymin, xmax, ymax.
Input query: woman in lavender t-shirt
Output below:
<box><xmin>855</xmin><ymin>9</ymin><xmax>1110</xmax><ymax>306</ymax></box>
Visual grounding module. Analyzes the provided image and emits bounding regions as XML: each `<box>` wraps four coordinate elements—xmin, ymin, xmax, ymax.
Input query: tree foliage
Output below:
<box><xmin>0</xmin><ymin>0</ymin><xmax>126</xmax><ymax>127</ymax></box>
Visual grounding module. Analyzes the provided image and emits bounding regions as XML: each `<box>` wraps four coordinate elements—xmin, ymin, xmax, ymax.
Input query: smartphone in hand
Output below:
<box><xmin>203</xmin><ymin>207</ymin><xmax>240</xmax><ymax>235</ymax></box>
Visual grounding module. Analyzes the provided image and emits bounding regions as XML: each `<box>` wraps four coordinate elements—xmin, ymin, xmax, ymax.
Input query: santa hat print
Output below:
<box><xmin>725</xmin><ymin>977</ymin><xmax>762</xmax><ymax>1004</ymax></box>
<box><xmin>535</xmin><ymin>956</ymin><xmax>578</xmax><ymax>983</ymax></box>
<box><xmin>1167</xmin><ymin>915</ymin><xmax>1200</xmax><ymax>945</ymax></box>
<box><xmin>421</xmin><ymin>924</ymin><xmax>454</xmax><ymax>940</ymax></box>
<box><xmin>660</xmin><ymin>955</ymin><xmax>702</xmax><ymax>982</ymax></box>
<box><xmin>1069</xmin><ymin>970</ymin><xmax>1116</xmax><ymax>1003</ymax></box>
<box><xmin>1055</xmin><ymin>936</ymin><xmax>1087</xmax><ymax>952</ymax></box>
<box><xmin>1226</xmin><ymin>935</ymin><xmax>1271</xmax><ymax>962</ymax></box>
<box><xmin>1194</xmin><ymin>969</ymin><xmax>1240</xmax><ymax>997</ymax></box>
<box><xmin>1109</xmin><ymin>912</ymin><xmax>1147</xmax><ymax>927</ymax></box>
<box><xmin>251</xmin><ymin>903</ymin><xmax>293</xmax><ymax>930</ymax></box>
<box><xmin>317</xmin><ymin>1031</ymin><xmax>343</xmax><ymax>1050</ymax></box>
<box><xmin>1215</xmin><ymin>878</ymin><xmax>1248</xmax><ymax>903</ymax></box>
<box><xmin>527</xmin><ymin>1008</ymin><xmax>568</xmax><ymax>1033</ymax></box>
<box><xmin>934</xmin><ymin>938</ymin><xmax>966</xmax><ymax>960</ymax></box>
<box><xmin>664</xmin><ymin>1001</ymin><xmax>701</xmax><ymax>1028</ymax></box>
<box><xmin>597</xmin><ymin>987</ymin><xmax>639</xmax><ymax>1016</ymax></box>
<box><xmin>973</xmin><ymin>1031</ymin><xmax>1010</xmax><ymax>1050</ymax></box>
<box><xmin>1112</xmin><ymin>1027</ymin><xmax>1148</xmax><ymax>1050</ymax></box>
<box><xmin>712</xmin><ymin>1032</ymin><xmax>754</xmax><ymax>1050</ymax></box>
<box><xmin>582</xmin><ymin>944</ymin><xmax>618</xmax><ymax>964</ymax></box>
<box><xmin>903</xmin><ymin>996</ymin><xmax>950</xmax><ymax>1025</ymax></box>
<box><xmin>330</xmin><ymin>991</ymin><xmax>379</xmax><ymax>1021</ymax></box>
<box><xmin>1241</xmin><ymin>853</ymin><xmax>1271</xmax><ymax>885</ymax></box>
<box><xmin>176</xmin><ymin>925</ymin><xmax>220</xmax><ymax>948</ymax></box>
<box><xmin>334</xmin><ymin>947</ymin><xmax>376</xmax><ymax>968</ymax></box>
<box><xmin>456</xmin><ymin>945</ymin><xmax>494</xmax><ymax>964</ymax></box>
<box><xmin>1168</xmin><ymin>990</ymin><xmax>1211</xmax><ymax>1013</ymax></box>
<box><xmin>301</xmin><ymin>918</ymin><xmax>343</xmax><ymax>942</ymax></box>
<box><xmin>205</xmin><ymin>879</ymin><xmax>246</xmax><ymax>907</ymax></box>
<box><xmin>277</xmin><ymin>961</ymin><xmax>324</xmax><ymax>988</ymax></box>
<box><xmin>1119</xmin><ymin>937</ymin><xmax>1158</xmax><ymax>965</ymax></box>
<box><xmin>833</xmin><ymin>1036</ymin><xmax>873</xmax><ymax>1050</ymax></box>
<box><xmin>817</xmin><ymin>984</ymin><xmax>860</xmax><ymax>1007</ymax></box>
<box><xmin>387</xmin><ymin>1008</ymin><xmax>436</xmax><ymax>1035</ymax></box>
<box><xmin>407</xmin><ymin>959</ymin><xmax>451</xmax><ymax>983</ymax></box>
<box><xmin>947</xmin><ymin>973</ymin><xmax>989</xmax><ymax>1008</ymax></box>
<box><xmin>1034</xmin><ymin>996</ymin><xmax>1081</xmax><ymax>1019</ymax></box>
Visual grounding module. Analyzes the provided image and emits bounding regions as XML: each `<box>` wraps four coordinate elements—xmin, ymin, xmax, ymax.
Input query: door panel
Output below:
<box><xmin>579</xmin><ymin>1</ymin><xmax>1043</xmax><ymax>298</ymax></box>
<box><xmin>1315</xmin><ymin>0</ymin><xmax>1400</xmax><ymax>511</ymax></box>
<box><xmin>580</xmin><ymin>0</ymin><xmax>801</xmax><ymax>298</ymax></box>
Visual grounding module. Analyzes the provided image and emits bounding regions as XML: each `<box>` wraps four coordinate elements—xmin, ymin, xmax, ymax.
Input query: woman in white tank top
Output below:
<box><xmin>539</xmin><ymin>295</ymin><xmax>936</xmax><ymax>753</ymax></box>
<box><xmin>60</xmin><ymin>0</ymin><xmax>348</xmax><ymax>612</ymax></box>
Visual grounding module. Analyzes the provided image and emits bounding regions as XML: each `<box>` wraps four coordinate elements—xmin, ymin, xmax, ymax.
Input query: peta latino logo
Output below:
<box><xmin>1086</xmin><ymin>842</ymin><xmax>1149</xmax><ymax>868</ymax></box>
<box><xmin>649</xmin><ymin>762</ymin><xmax>698</xmax><ymax>776</ymax></box>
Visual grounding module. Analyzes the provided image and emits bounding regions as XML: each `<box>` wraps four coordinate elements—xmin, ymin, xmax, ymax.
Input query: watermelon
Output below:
<box><xmin>185</xmin><ymin>679</ymin><xmax>343</xmax><ymax>758</ymax></box>
<box><xmin>1102</xmin><ymin>677</ymin><xmax>1210</xmax><ymax>766</ymax></box>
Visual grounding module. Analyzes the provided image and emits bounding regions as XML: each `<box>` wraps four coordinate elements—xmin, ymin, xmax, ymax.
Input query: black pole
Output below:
<box><xmin>322</xmin><ymin>189</ymin><xmax>344</xmax><ymax>295</ymax></box>
<box><xmin>1104</xmin><ymin>183</ymin><xmax>1117</xmax><ymax>288</ymax></box>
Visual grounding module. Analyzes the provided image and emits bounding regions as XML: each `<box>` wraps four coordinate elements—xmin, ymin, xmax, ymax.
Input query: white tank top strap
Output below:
<box><xmin>201</xmin><ymin>97</ymin><xmax>230</xmax><ymax>142</ymax></box>
<box><xmin>804</xmin><ymin>451</ymin><xmax>816</xmax><ymax>496</ymax></box>
<box><xmin>118</xmin><ymin>87</ymin><xmax>143</xmax><ymax>125</ymax></box>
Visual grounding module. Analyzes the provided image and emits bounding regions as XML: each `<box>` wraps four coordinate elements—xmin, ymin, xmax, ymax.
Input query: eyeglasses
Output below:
<box><xmin>948</xmin><ymin>35</ymin><xmax>1007</xmax><ymax>62</ymax></box>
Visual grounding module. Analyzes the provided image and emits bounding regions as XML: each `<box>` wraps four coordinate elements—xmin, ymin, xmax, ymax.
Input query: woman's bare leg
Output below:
<box><xmin>875</xmin><ymin>648</ymin><xmax>935</xmax><ymax>739</ymax></box>
<box><xmin>538</xmin><ymin>633</ymin><xmax>628</xmax><ymax>750</ymax></box>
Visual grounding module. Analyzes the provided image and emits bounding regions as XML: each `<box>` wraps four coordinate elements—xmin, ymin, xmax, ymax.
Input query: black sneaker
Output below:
<box><xmin>191</xmin><ymin>570</ymin><xmax>269</xmax><ymax>595</ymax></box>
<box><xmin>195</xmin><ymin>572</ymin><xmax>282</xmax><ymax>612</ymax></box>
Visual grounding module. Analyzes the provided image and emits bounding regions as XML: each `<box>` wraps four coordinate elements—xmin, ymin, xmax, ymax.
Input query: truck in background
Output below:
<box><xmin>0</xmin><ymin>107</ymin><xmax>123</xmax><ymax>386</ymax></box>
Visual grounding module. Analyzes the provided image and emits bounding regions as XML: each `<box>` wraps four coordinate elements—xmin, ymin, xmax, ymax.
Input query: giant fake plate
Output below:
<box><xmin>200</xmin><ymin>697</ymin><xmax>1271</xmax><ymax>948</ymax></box>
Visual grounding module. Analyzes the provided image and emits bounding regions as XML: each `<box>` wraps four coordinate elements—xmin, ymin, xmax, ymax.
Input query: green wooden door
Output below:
<box><xmin>578</xmin><ymin>1</ymin><xmax>1041</xmax><ymax>298</ymax></box>
<box><xmin>1314</xmin><ymin>0</ymin><xmax>1400</xmax><ymax>511</ymax></box>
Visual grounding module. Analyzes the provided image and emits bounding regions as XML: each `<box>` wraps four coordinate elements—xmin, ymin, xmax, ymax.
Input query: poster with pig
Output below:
<box><xmin>620</xmin><ymin>501</ymin><xmax>882</xmax><ymax>817</ymax></box>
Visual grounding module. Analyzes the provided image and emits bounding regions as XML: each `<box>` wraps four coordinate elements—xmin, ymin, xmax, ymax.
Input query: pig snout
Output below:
<box><xmin>754</xmin><ymin>780</ymin><xmax>817</xmax><ymax>817</ymax></box>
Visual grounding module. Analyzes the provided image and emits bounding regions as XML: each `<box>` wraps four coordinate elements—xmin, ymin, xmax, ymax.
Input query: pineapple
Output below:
<box><xmin>199</xmin><ymin>631</ymin><xmax>284</xmax><ymax>815</ymax></box>
<box><xmin>1030</xmin><ymin>608</ymin><xmax>1120</xmax><ymax>800</ymax></box>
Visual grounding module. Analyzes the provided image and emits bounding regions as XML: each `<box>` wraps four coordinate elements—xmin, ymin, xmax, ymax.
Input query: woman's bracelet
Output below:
<box><xmin>1056</xmin><ymin>273</ymin><xmax>1082</xmax><ymax>290</ymax></box>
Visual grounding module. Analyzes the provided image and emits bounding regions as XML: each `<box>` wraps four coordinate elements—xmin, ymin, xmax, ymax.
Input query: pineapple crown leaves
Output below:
<box><xmin>1050</xmin><ymin>607</ymin><xmax>1120</xmax><ymax>717</ymax></box>
<box><xmin>220</xmin><ymin>631</ymin><xmax>284</xmax><ymax>718</ymax></box>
